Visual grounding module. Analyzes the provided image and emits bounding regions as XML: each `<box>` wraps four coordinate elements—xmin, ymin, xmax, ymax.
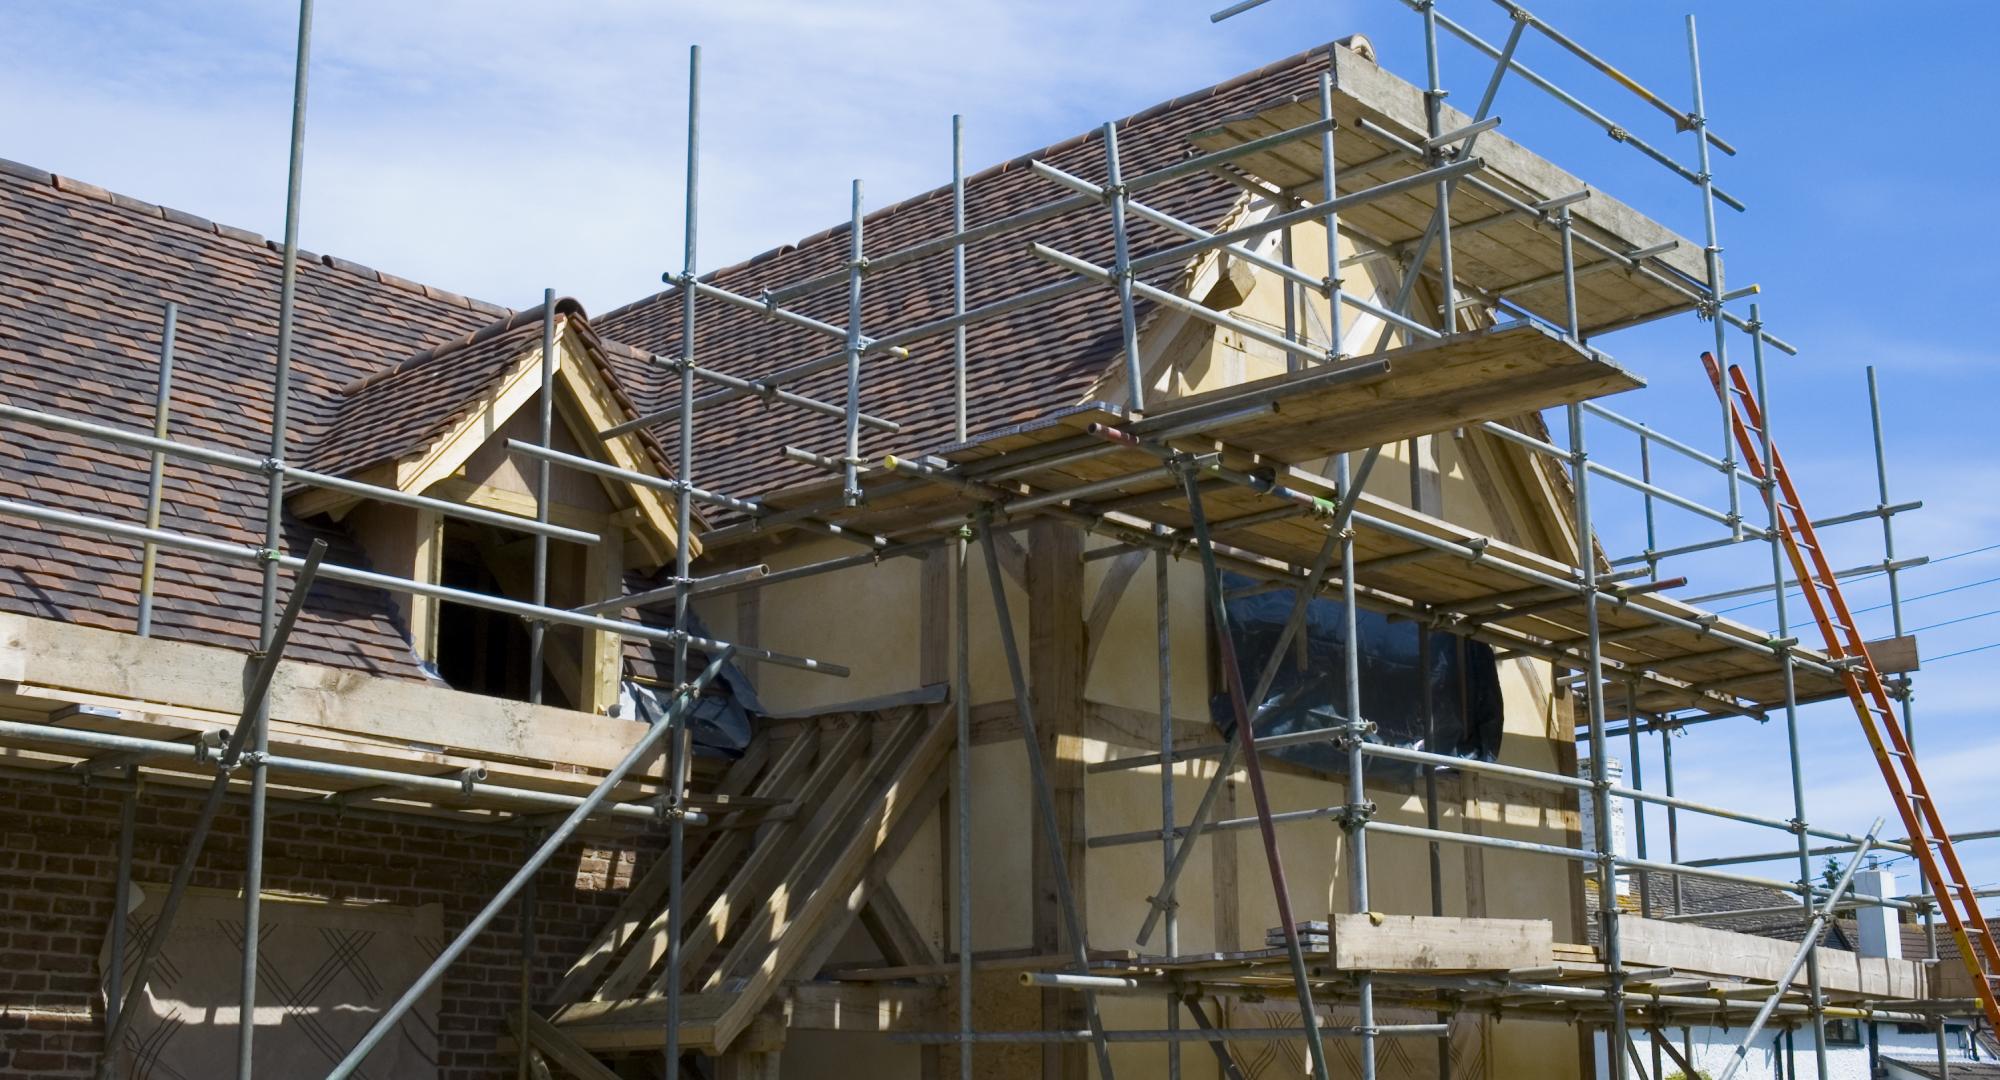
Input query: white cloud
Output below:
<box><xmin>0</xmin><ymin>0</ymin><xmax>1300</xmax><ymax>311</ymax></box>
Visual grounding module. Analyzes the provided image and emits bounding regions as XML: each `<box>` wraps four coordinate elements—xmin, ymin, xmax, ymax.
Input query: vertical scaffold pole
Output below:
<box><xmin>1625</xmin><ymin>682</ymin><xmax>1651</xmax><ymax>917</ymax></box>
<box><xmin>1686</xmin><ymin>14</ymin><xmax>1741</xmax><ymax>540</ymax></box>
<box><xmin>136</xmin><ymin>301</ymin><xmax>176</xmax><ymax>638</ymax></box>
<box><xmin>1660</xmin><ymin>718</ymin><xmax>1684</xmax><ymax>916</ymax></box>
<box><xmin>516</xmin><ymin>828</ymin><xmax>539</xmax><ymax>1080</ymax></box>
<box><xmin>528</xmin><ymin>289</ymin><xmax>556</xmax><ymax>704</ymax></box>
<box><xmin>105</xmin><ymin>764</ymin><xmax>138</xmax><ymax>1035</ymax></box>
<box><xmin>1866</xmin><ymin>367</ymin><xmax>1909</xmax><ymax>739</ymax></box>
<box><xmin>1158</xmin><ymin>536</ymin><xmax>1180</xmax><ymax>1080</ymax></box>
<box><xmin>1318</xmin><ymin>72</ymin><xmax>1346</xmax><ymax>356</ymax></box>
<box><xmin>1869</xmin><ymin>361</ymin><xmax>1946</xmax><ymax>1077</ymax></box>
<box><xmin>1748</xmin><ymin>301</ymin><xmax>1829</xmax><ymax>1073</ymax></box>
<box><xmin>1569</xmin><ymin>401</ymin><xmax>1624</xmax><ymax>1079</ymax></box>
<box><xmin>841</xmin><ymin>178</ymin><xmax>866</xmax><ymax>504</ymax></box>
<box><xmin>951</xmin><ymin>112</ymin><xmax>975</xmax><ymax>1080</ymax></box>
<box><xmin>665</xmin><ymin>42</ymin><xmax>701</xmax><ymax>1079</ymax></box>
<box><xmin>243</xmin><ymin>2</ymin><xmax>313</xmax><ymax>1073</ymax></box>
<box><xmin>1335</xmin><ymin>450</ymin><xmax>1376</xmax><ymax>1080</ymax></box>
<box><xmin>1103</xmin><ymin>121</ymin><xmax>1145</xmax><ymax>411</ymax></box>
<box><xmin>1639</xmin><ymin>429</ymin><xmax>1659</xmax><ymax>582</ymax></box>
<box><xmin>1181</xmin><ymin>472</ymin><xmax>1333</xmax><ymax>1080</ymax></box>
<box><xmin>1418</xmin><ymin>626</ymin><xmax>1449</xmax><ymax>1080</ymax></box>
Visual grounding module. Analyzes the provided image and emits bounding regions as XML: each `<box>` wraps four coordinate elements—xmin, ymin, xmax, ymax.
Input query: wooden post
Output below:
<box><xmin>1027</xmin><ymin>521</ymin><xmax>1087</xmax><ymax>1080</ymax></box>
<box><xmin>580</xmin><ymin>527</ymin><xmax>625</xmax><ymax>714</ymax></box>
<box><xmin>713</xmin><ymin>1050</ymin><xmax>782</xmax><ymax>1080</ymax></box>
<box><xmin>410</xmin><ymin>507</ymin><xmax>443</xmax><ymax>662</ymax></box>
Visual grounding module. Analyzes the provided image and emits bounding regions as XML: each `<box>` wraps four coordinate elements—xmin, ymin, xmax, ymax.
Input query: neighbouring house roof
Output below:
<box><xmin>1884</xmin><ymin>1060</ymin><xmax>2000</xmax><ymax>1079</ymax></box>
<box><xmin>1585</xmin><ymin>871</ymin><xmax>1859</xmax><ymax>951</ymax></box>
<box><xmin>595</xmin><ymin>41</ymin><xmax>1355</xmax><ymax>522</ymax></box>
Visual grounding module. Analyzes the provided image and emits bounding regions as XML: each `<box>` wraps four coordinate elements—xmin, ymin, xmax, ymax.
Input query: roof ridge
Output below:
<box><xmin>340</xmin><ymin>297</ymin><xmax>588</xmax><ymax>398</ymax></box>
<box><xmin>0</xmin><ymin>156</ymin><xmax>516</xmax><ymax>322</ymax></box>
<box><xmin>596</xmin><ymin>37</ymin><xmax>1349</xmax><ymax>326</ymax></box>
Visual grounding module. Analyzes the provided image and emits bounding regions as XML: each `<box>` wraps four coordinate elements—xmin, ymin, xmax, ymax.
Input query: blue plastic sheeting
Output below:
<box><xmin>1210</xmin><ymin>572</ymin><xmax>1503</xmax><ymax>777</ymax></box>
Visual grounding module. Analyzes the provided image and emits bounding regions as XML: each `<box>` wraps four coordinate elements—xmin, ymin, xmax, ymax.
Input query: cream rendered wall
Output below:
<box><xmin>721</xmin><ymin>209</ymin><xmax>1587</xmax><ymax>1078</ymax></box>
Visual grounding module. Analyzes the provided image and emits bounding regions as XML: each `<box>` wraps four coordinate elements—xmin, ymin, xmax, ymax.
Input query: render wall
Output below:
<box><xmin>0</xmin><ymin>776</ymin><xmax>650</xmax><ymax>1080</ymax></box>
<box><xmin>687</xmin><ymin>216</ymin><xmax>1591</xmax><ymax>1078</ymax></box>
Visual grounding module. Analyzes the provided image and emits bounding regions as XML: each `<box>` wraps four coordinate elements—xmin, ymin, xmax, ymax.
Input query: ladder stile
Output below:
<box><xmin>1701</xmin><ymin>350</ymin><xmax>2000</xmax><ymax>1029</ymax></box>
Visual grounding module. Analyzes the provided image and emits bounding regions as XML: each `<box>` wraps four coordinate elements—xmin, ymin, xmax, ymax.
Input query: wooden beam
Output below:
<box><xmin>821</xmin><ymin>948</ymin><xmax>1139</xmax><ymax>984</ymax></box>
<box><xmin>1616</xmin><ymin>914</ymin><xmax>1927</xmax><ymax>997</ymax></box>
<box><xmin>1213</xmin><ymin>778</ymin><xmax>1240</xmax><ymax>952</ymax></box>
<box><xmin>859</xmin><ymin>886</ymin><xmax>939</xmax><ymax>973</ymax></box>
<box><xmin>990</xmin><ymin>528</ymin><xmax>1030</xmax><ymax>591</ymax></box>
<box><xmin>1082</xmin><ymin>549</ymin><xmax>1146</xmax><ymax>680</ymax></box>
<box><xmin>1327</xmin><ymin>913</ymin><xmax>1554</xmax><ymax>971</ymax></box>
<box><xmin>510</xmin><ymin>1010</ymin><xmax>621</xmax><ymax>1080</ymax></box>
<box><xmin>683</xmin><ymin>721</ymin><xmax>874</xmax><ymax>994</ymax></box>
<box><xmin>588</xmin><ymin>722</ymin><xmax>860</xmax><ymax>1002</ymax></box>
<box><xmin>0</xmin><ymin>613</ymin><xmax>655</xmax><ymax>775</ymax></box>
<box><xmin>713</xmin><ymin>1050</ymin><xmax>782</xmax><ymax>1080</ymax></box>
<box><xmin>1026</xmin><ymin>520</ymin><xmax>1086</xmax><ymax>1080</ymax></box>
<box><xmin>580</xmin><ymin>526</ymin><xmax>625</xmax><ymax>714</ymax></box>
<box><xmin>423</xmin><ymin>476</ymin><xmax>613</xmax><ymax>534</ymax></box>
<box><xmin>793</xmin><ymin>767</ymin><xmax>952</xmax><ymax>986</ymax></box>
<box><xmin>551</xmin><ymin>984</ymin><xmax>931</xmax><ymax>1052</ymax></box>
<box><xmin>548</xmin><ymin>732</ymin><xmax>786</xmax><ymax>1009</ymax></box>
<box><xmin>1648</xmin><ymin>1026</ymin><xmax>1696</xmax><ymax>1077</ymax></box>
<box><xmin>706</xmin><ymin>707</ymin><xmax>956</xmax><ymax>1053</ymax></box>
<box><xmin>705</xmin><ymin>713</ymin><xmax>931</xmax><ymax>991</ymax></box>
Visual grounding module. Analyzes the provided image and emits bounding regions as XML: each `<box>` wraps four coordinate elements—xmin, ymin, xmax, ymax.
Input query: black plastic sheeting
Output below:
<box><xmin>1209</xmin><ymin>572</ymin><xmax>1503</xmax><ymax>777</ymax></box>
<box><xmin>620</xmin><ymin>610</ymin><xmax>761</xmax><ymax>759</ymax></box>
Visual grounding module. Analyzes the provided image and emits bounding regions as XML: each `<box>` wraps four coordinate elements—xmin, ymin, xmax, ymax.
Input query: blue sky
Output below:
<box><xmin>2</xmin><ymin>1</ymin><xmax>1997</xmax><ymax>907</ymax></box>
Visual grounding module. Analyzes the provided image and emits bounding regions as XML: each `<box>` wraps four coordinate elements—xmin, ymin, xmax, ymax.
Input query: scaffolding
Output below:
<box><xmin>0</xmin><ymin>1</ymin><xmax>1992</xmax><ymax>1079</ymax></box>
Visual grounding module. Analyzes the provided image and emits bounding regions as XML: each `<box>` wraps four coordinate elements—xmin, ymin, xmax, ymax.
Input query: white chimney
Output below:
<box><xmin>1854</xmin><ymin>866</ymin><xmax>1901</xmax><ymax>959</ymax></box>
<box><xmin>1577</xmin><ymin>758</ymin><xmax>1629</xmax><ymax>897</ymax></box>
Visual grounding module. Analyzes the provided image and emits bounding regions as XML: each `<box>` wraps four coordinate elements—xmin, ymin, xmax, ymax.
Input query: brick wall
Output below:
<box><xmin>0</xmin><ymin>774</ymin><xmax>656</xmax><ymax>1079</ymax></box>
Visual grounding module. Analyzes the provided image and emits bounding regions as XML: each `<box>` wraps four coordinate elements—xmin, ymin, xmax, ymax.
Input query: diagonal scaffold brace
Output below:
<box><xmin>324</xmin><ymin>647</ymin><xmax>735</xmax><ymax>1080</ymax></box>
<box><xmin>1178</xmin><ymin>466</ymin><xmax>1333</xmax><ymax>1080</ymax></box>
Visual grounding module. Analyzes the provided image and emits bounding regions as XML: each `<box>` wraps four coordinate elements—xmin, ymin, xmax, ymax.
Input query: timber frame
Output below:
<box><xmin>0</xmin><ymin>6</ymin><xmax>1984</xmax><ymax>1080</ymax></box>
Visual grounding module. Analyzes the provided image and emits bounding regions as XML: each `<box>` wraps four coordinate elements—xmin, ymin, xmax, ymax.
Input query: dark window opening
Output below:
<box><xmin>435</xmin><ymin>519</ymin><xmax>573</xmax><ymax>708</ymax></box>
<box><xmin>1211</xmin><ymin>571</ymin><xmax>1503</xmax><ymax>778</ymax></box>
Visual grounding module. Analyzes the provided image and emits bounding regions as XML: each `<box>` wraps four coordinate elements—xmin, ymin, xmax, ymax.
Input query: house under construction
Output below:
<box><xmin>0</xmin><ymin>3</ymin><xmax>1991</xmax><ymax>1079</ymax></box>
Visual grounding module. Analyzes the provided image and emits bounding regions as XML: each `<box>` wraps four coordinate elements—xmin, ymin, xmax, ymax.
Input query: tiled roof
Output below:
<box><xmin>0</xmin><ymin>158</ymin><xmax>511</xmax><ymax>676</ymax></box>
<box><xmin>1884</xmin><ymin>1060</ymin><xmax>2000</xmax><ymax>1079</ymax></box>
<box><xmin>0</xmin><ymin>38</ymin><xmax>1373</xmax><ymax>690</ymax></box>
<box><xmin>303</xmin><ymin>303</ymin><xmax>559</xmax><ymax>479</ymax></box>
<box><xmin>596</xmin><ymin>41</ymin><xmax>1351</xmax><ymax>518</ymax></box>
<box><xmin>1584</xmin><ymin>871</ymin><xmax>1857</xmax><ymax>950</ymax></box>
<box><xmin>301</xmin><ymin>298</ymin><xmax>676</xmax><ymax>485</ymax></box>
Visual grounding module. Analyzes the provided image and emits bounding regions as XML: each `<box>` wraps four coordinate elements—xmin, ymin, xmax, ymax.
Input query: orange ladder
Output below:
<box><xmin>1704</xmin><ymin>352</ymin><xmax>2000</xmax><ymax>1030</ymax></box>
